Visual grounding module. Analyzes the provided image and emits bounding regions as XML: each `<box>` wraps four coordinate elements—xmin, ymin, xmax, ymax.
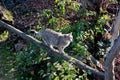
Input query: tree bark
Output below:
<box><xmin>105</xmin><ymin>37</ymin><xmax>120</xmax><ymax>80</ymax></box>
<box><xmin>105</xmin><ymin>10</ymin><xmax>120</xmax><ymax>80</ymax></box>
<box><xmin>0</xmin><ymin>20</ymin><xmax>104</xmax><ymax>79</ymax></box>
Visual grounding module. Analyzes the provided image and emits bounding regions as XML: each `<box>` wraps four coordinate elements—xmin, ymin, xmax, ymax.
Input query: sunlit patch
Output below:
<box><xmin>0</xmin><ymin>30</ymin><xmax>9</xmax><ymax>42</ymax></box>
<box><xmin>103</xmin><ymin>33</ymin><xmax>112</xmax><ymax>39</ymax></box>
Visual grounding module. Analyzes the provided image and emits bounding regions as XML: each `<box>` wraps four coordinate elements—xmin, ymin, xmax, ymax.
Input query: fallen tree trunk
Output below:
<box><xmin>0</xmin><ymin>20</ymin><xmax>104</xmax><ymax>79</ymax></box>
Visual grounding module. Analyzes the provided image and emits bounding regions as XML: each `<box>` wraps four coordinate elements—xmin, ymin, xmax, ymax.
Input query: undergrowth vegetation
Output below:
<box><xmin>14</xmin><ymin>44</ymin><xmax>89</xmax><ymax>80</ymax></box>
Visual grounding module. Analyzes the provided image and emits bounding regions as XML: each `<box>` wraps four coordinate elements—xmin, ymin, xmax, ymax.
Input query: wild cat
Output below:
<box><xmin>32</xmin><ymin>29</ymin><xmax>73</xmax><ymax>53</ymax></box>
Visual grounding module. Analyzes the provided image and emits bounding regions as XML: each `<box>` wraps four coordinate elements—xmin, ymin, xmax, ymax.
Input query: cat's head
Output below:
<box><xmin>64</xmin><ymin>32</ymin><xmax>73</xmax><ymax>42</ymax></box>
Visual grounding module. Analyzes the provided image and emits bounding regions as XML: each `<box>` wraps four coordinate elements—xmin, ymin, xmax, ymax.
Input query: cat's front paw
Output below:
<box><xmin>59</xmin><ymin>51</ymin><xmax>65</xmax><ymax>54</ymax></box>
<box><xmin>50</xmin><ymin>48</ymin><xmax>59</xmax><ymax>53</ymax></box>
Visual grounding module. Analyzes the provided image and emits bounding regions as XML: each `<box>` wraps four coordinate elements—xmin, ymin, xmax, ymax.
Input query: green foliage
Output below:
<box><xmin>73</xmin><ymin>42</ymin><xmax>88</xmax><ymax>55</ymax></box>
<box><xmin>54</xmin><ymin>0</ymin><xmax>78</xmax><ymax>15</ymax></box>
<box><xmin>48</xmin><ymin>17</ymin><xmax>70</xmax><ymax>29</ymax></box>
<box><xmin>69</xmin><ymin>20</ymin><xmax>90</xmax><ymax>56</ymax></box>
<box><xmin>0</xmin><ymin>43</ymin><xmax>15</xmax><ymax>79</ymax></box>
<box><xmin>14</xmin><ymin>44</ymin><xmax>49</xmax><ymax>80</ymax></box>
<box><xmin>41</xmin><ymin>9</ymin><xmax>53</xmax><ymax>18</ymax></box>
<box><xmin>68</xmin><ymin>1</ymin><xmax>81</xmax><ymax>12</ymax></box>
<box><xmin>97</xmin><ymin>14</ymin><xmax>110</xmax><ymax>26</ymax></box>
<box><xmin>0</xmin><ymin>30</ymin><xmax>9</xmax><ymax>42</ymax></box>
<box><xmin>53</xmin><ymin>61</ymin><xmax>76</xmax><ymax>80</ymax></box>
<box><xmin>1</xmin><ymin>6</ymin><xmax>14</xmax><ymax>22</ymax></box>
<box><xmin>40</xmin><ymin>0</ymin><xmax>81</xmax><ymax>29</ymax></box>
<box><xmin>13</xmin><ymin>44</ymin><xmax>88</xmax><ymax>80</ymax></box>
<box><xmin>108</xmin><ymin>0</ymin><xmax>117</xmax><ymax>2</ymax></box>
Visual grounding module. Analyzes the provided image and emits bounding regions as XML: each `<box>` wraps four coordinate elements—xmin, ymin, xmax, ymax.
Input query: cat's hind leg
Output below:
<box><xmin>48</xmin><ymin>45</ymin><xmax>59</xmax><ymax>52</ymax></box>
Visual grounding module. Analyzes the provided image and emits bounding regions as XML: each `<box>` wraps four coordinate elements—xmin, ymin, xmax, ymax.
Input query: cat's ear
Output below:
<box><xmin>69</xmin><ymin>32</ymin><xmax>72</xmax><ymax>35</ymax></box>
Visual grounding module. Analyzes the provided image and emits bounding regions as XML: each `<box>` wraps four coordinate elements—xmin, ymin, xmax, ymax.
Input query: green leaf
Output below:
<box><xmin>55</xmin><ymin>0</ymin><xmax>59</xmax><ymax>3</ymax></box>
<box><xmin>54</xmin><ymin>76</ymin><xmax>59</xmax><ymax>80</ymax></box>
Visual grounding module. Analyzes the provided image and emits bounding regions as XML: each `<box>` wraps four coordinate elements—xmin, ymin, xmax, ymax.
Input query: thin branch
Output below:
<box><xmin>89</xmin><ymin>55</ymin><xmax>104</xmax><ymax>71</ymax></box>
<box><xmin>0</xmin><ymin>20</ymin><xmax>104</xmax><ymax>79</ymax></box>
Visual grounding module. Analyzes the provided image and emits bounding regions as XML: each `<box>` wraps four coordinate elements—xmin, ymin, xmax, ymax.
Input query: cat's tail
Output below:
<box><xmin>30</xmin><ymin>30</ymin><xmax>38</xmax><ymax>34</ymax></box>
<box><xmin>30</xmin><ymin>30</ymin><xmax>41</xmax><ymax>38</ymax></box>
<box><xmin>30</xmin><ymin>27</ymin><xmax>46</xmax><ymax>37</ymax></box>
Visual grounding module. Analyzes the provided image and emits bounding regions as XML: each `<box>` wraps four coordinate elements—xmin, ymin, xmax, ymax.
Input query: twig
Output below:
<box><xmin>89</xmin><ymin>55</ymin><xmax>104</xmax><ymax>71</ymax></box>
